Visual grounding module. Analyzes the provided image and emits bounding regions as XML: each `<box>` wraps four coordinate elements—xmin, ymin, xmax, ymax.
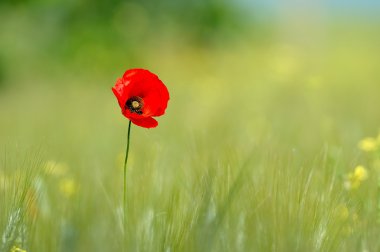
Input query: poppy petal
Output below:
<box><xmin>112</xmin><ymin>68</ymin><xmax>169</xmax><ymax>128</ymax></box>
<box><xmin>122</xmin><ymin>108</ymin><xmax>146</xmax><ymax>120</ymax></box>
<box><xmin>127</xmin><ymin>75</ymin><xmax>158</xmax><ymax>98</ymax></box>
<box><xmin>122</xmin><ymin>68</ymin><xmax>144</xmax><ymax>80</ymax></box>
<box><xmin>112</xmin><ymin>78</ymin><xmax>132</xmax><ymax>108</ymax></box>
<box><xmin>146</xmin><ymin>82</ymin><xmax>170</xmax><ymax>116</ymax></box>
<box><xmin>130</xmin><ymin>117</ymin><xmax>158</xmax><ymax>128</ymax></box>
<box><xmin>142</xmin><ymin>87</ymin><xmax>169</xmax><ymax>116</ymax></box>
<box><xmin>137</xmin><ymin>75</ymin><xmax>169</xmax><ymax>116</ymax></box>
<box><xmin>123</xmin><ymin>72</ymin><xmax>169</xmax><ymax>116</ymax></box>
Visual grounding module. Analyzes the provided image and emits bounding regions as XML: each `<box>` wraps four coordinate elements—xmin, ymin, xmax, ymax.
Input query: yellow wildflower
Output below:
<box><xmin>10</xmin><ymin>246</ymin><xmax>27</xmax><ymax>252</ymax></box>
<box><xmin>59</xmin><ymin>178</ymin><xmax>77</xmax><ymax>198</ymax></box>
<box><xmin>345</xmin><ymin>165</ymin><xmax>368</xmax><ymax>190</ymax></box>
<box><xmin>358</xmin><ymin>137</ymin><xmax>378</xmax><ymax>152</ymax></box>
<box><xmin>353</xmin><ymin>165</ymin><xmax>368</xmax><ymax>181</ymax></box>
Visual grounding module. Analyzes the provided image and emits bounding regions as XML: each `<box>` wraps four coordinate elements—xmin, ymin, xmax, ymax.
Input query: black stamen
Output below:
<box><xmin>125</xmin><ymin>96</ymin><xmax>143</xmax><ymax>114</ymax></box>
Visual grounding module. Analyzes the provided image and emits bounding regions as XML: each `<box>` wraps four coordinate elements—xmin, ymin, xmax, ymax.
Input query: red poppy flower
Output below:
<box><xmin>112</xmin><ymin>68</ymin><xmax>170</xmax><ymax>128</ymax></box>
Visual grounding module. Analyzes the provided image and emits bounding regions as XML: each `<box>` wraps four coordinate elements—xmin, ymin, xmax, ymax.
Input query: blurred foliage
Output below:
<box><xmin>0</xmin><ymin>0</ymin><xmax>255</xmax><ymax>88</ymax></box>
<box><xmin>0</xmin><ymin>0</ymin><xmax>248</xmax><ymax>46</ymax></box>
<box><xmin>0</xmin><ymin>55</ymin><xmax>5</xmax><ymax>89</ymax></box>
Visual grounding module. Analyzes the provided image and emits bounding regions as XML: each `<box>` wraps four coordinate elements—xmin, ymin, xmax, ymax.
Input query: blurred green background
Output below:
<box><xmin>0</xmin><ymin>0</ymin><xmax>380</xmax><ymax>146</ymax></box>
<box><xmin>0</xmin><ymin>0</ymin><xmax>379</xmax><ymax>156</ymax></box>
<box><xmin>1</xmin><ymin>0</ymin><xmax>380</xmax><ymax>251</ymax></box>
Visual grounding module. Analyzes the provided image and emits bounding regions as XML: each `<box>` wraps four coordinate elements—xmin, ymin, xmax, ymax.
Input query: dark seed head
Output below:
<box><xmin>125</xmin><ymin>96</ymin><xmax>144</xmax><ymax>114</ymax></box>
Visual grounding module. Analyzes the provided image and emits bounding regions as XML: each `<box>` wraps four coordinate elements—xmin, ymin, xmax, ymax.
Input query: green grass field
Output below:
<box><xmin>1</xmin><ymin>18</ymin><xmax>380</xmax><ymax>251</ymax></box>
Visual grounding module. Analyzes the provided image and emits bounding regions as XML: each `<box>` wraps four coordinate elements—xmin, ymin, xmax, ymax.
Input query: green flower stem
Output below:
<box><xmin>123</xmin><ymin>120</ymin><xmax>132</xmax><ymax>244</ymax></box>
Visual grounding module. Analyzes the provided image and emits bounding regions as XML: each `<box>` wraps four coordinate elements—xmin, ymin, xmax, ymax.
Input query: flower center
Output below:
<box><xmin>125</xmin><ymin>96</ymin><xmax>144</xmax><ymax>114</ymax></box>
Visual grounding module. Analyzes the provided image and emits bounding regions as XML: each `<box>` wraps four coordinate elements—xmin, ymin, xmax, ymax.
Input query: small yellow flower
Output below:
<box><xmin>345</xmin><ymin>165</ymin><xmax>368</xmax><ymax>190</ymax></box>
<box><xmin>353</xmin><ymin>165</ymin><xmax>368</xmax><ymax>181</ymax></box>
<box><xmin>59</xmin><ymin>178</ymin><xmax>77</xmax><ymax>198</ymax></box>
<box><xmin>358</xmin><ymin>137</ymin><xmax>378</xmax><ymax>152</ymax></box>
<box><xmin>10</xmin><ymin>246</ymin><xmax>27</xmax><ymax>252</ymax></box>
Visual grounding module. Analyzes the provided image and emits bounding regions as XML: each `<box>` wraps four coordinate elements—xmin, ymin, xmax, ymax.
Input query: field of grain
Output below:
<box><xmin>1</xmin><ymin>2</ymin><xmax>380</xmax><ymax>251</ymax></box>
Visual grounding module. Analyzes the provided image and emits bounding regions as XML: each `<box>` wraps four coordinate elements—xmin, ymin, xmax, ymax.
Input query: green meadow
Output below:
<box><xmin>1</xmin><ymin>2</ymin><xmax>380</xmax><ymax>251</ymax></box>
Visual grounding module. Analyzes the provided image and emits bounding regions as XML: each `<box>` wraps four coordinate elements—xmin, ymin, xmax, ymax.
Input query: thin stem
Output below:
<box><xmin>123</xmin><ymin>120</ymin><xmax>132</xmax><ymax>244</ymax></box>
